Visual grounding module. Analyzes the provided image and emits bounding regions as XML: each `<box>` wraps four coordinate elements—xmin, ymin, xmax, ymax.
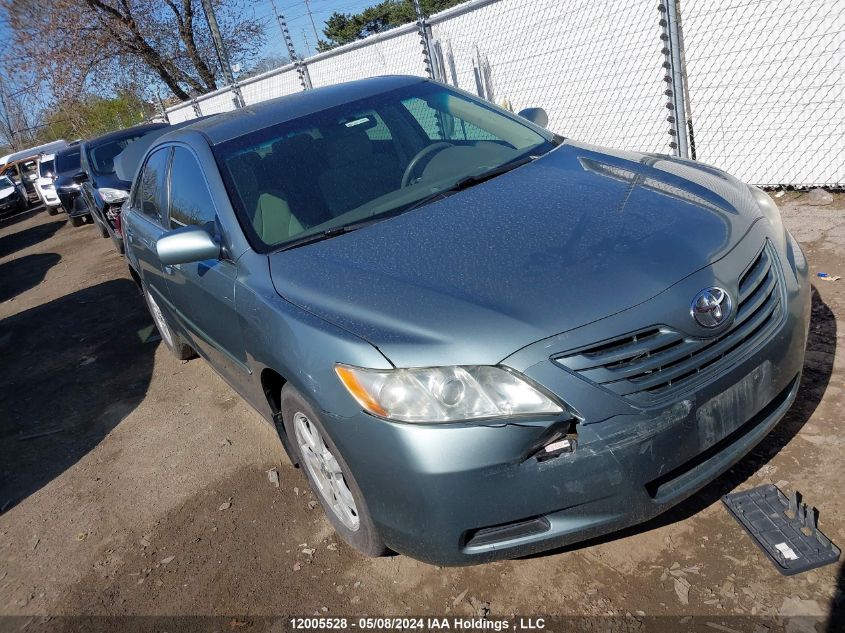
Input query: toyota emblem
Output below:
<box><xmin>691</xmin><ymin>287</ymin><xmax>732</xmax><ymax>328</ymax></box>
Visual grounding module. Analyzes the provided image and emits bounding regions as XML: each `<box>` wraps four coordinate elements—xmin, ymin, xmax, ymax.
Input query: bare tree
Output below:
<box><xmin>3</xmin><ymin>0</ymin><xmax>265</xmax><ymax>101</ymax></box>
<box><xmin>0</xmin><ymin>68</ymin><xmax>46</xmax><ymax>151</ymax></box>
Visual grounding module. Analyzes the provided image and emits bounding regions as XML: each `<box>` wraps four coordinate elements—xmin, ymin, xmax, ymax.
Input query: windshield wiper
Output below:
<box><xmin>277</xmin><ymin>225</ymin><xmax>359</xmax><ymax>252</ymax></box>
<box><xmin>277</xmin><ymin>215</ymin><xmax>388</xmax><ymax>252</ymax></box>
<box><xmin>452</xmin><ymin>153</ymin><xmax>538</xmax><ymax>191</ymax></box>
<box><xmin>399</xmin><ymin>154</ymin><xmax>539</xmax><ymax>215</ymax></box>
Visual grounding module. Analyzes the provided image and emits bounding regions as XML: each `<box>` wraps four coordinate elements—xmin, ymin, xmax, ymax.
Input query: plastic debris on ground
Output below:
<box><xmin>722</xmin><ymin>484</ymin><xmax>840</xmax><ymax>576</ymax></box>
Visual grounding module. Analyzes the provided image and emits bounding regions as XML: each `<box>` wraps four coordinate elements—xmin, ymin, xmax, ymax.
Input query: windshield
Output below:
<box><xmin>0</xmin><ymin>176</ymin><xmax>14</xmax><ymax>189</ymax></box>
<box><xmin>215</xmin><ymin>81</ymin><xmax>554</xmax><ymax>250</ymax></box>
<box><xmin>55</xmin><ymin>149</ymin><xmax>81</xmax><ymax>173</ymax></box>
<box><xmin>39</xmin><ymin>159</ymin><xmax>55</xmax><ymax>177</ymax></box>
<box><xmin>89</xmin><ymin>134</ymin><xmax>150</xmax><ymax>175</ymax></box>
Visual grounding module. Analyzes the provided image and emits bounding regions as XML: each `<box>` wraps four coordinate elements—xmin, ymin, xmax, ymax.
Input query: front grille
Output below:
<box><xmin>554</xmin><ymin>241</ymin><xmax>785</xmax><ymax>405</ymax></box>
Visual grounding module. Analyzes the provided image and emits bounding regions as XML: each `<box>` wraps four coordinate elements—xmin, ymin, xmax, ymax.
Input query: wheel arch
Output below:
<box><xmin>261</xmin><ymin>367</ymin><xmax>300</xmax><ymax>467</ymax></box>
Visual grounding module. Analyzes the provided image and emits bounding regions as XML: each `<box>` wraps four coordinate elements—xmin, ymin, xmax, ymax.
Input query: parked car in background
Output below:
<box><xmin>124</xmin><ymin>76</ymin><xmax>810</xmax><ymax>565</ymax></box>
<box><xmin>1</xmin><ymin>156</ymin><xmax>40</xmax><ymax>207</ymax></box>
<box><xmin>0</xmin><ymin>139</ymin><xmax>68</xmax><ymax>167</ymax></box>
<box><xmin>107</xmin><ymin>118</ymin><xmax>210</xmax><ymax>253</ymax></box>
<box><xmin>34</xmin><ymin>153</ymin><xmax>62</xmax><ymax>214</ymax></box>
<box><xmin>54</xmin><ymin>144</ymin><xmax>84</xmax><ymax>222</ymax></box>
<box><xmin>0</xmin><ymin>174</ymin><xmax>27</xmax><ymax>217</ymax></box>
<box><xmin>78</xmin><ymin>123</ymin><xmax>167</xmax><ymax>250</ymax></box>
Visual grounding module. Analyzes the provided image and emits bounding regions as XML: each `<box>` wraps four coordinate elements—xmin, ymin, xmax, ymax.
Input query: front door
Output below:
<box><xmin>161</xmin><ymin>146</ymin><xmax>248</xmax><ymax>383</ymax></box>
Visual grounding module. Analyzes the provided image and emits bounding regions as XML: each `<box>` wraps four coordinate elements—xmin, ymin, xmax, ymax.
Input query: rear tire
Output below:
<box><xmin>47</xmin><ymin>206</ymin><xmax>59</xmax><ymax>216</ymax></box>
<box><xmin>281</xmin><ymin>385</ymin><xmax>387</xmax><ymax>558</ymax></box>
<box><xmin>142</xmin><ymin>286</ymin><xmax>196</xmax><ymax>360</ymax></box>
<box><xmin>69</xmin><ymin>215</ymin><xmax>84</xmax><ymax>227</ymax></box>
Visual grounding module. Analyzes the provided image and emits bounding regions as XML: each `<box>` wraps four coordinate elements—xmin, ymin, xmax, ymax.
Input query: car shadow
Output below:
<box><xmin>0</xmin><ymin>205</ymin><xmax>46</xmax><ymax>228</ymax></box>
<box><xmin>522</xmin><ymin>285</ymin><xmax>836</xmax><ymax>558</ymax></box>
<box><xmin>0</xmin><ymin>253</ymin><xmax>62</xmax><ymax>302</ymax></box>
<box><xmin>0</xmin><ymin>279</ymin><xmax>157</xmax><ymax>514</ymax></box>
<box><xmin>0</xmin><ymin>218</ymin><xmax>66</xmax><ymax>259</ymax></box>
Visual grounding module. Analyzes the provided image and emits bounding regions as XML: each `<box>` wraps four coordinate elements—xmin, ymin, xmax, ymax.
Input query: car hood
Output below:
<box><xmin>269</xmin><ymin>140</ymin><xmax>764</xmax><ymax>367</ymax></box>
<box><xmin>54</xmin><ymin>173</ymin><xmax>79</xmax><ymax>190</ymax></box>
<box><xmin>0</xmin><ymin>185</ymin><xmax>14</xmax><ymax>199</ymax></box>
<box><xmin>89</xmin><ymin>171</ymin><xmax>130</xmax><ymax>192</ymax></box>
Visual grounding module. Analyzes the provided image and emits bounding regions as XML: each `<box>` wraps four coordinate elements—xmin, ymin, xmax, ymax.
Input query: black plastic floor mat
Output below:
<box><xmin>722</xmin><ymin>484</ymin><xmax>840</xmax><ymax>576</ymax></box>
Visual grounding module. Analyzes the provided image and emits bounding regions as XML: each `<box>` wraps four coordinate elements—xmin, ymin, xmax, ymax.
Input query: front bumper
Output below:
<box><xmin>60</xmin><ymin>190</ymin><xmax>87</xmax><ymax>217</ymax></box>
<box><xmin>0</xmin><ymin>198</ymin><xmax>19</xmax><ymax>213</ymax></box>
<box><xmin>322</xmin><ymin>228</ymin><xmax>810</xmax><ymax>565</ymax></box>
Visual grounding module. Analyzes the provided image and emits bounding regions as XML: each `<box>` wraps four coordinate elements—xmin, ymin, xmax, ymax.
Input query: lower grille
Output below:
<box><xmin>554</xmin><ymin>241</ymin><xmax>785</xmax><ymax>405</ymax></box>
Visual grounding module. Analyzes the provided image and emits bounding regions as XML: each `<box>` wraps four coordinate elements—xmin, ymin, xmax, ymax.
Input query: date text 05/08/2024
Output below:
<box><xmin>288</xmin><ymin>617</ymin><xmax>547</xmax><ymax>631</ymax></box>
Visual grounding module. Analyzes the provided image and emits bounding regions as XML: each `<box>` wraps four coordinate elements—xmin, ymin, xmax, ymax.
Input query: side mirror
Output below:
<box><xmin>73</xmin><ymin>171</ymin><xmax>89</xmax><ymax>184</ymax></box>
<box><xmin>517</xmin><ymin>107</ymin><xmax>549</xmax><ymax>128</ymax></box>
<box><xmin>156</xmin><ymin>226</ymin><xmax>220</xmax><ymax>265</ymax></box>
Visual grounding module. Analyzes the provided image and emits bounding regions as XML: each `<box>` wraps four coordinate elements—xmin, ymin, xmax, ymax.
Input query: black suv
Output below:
<box><xmin>78</xmin><ymin>123</ymin><xmax>167</xmax><ymax>251</ymax></box>
<box><xmin>53</xmin><ymin>143</ymin><xmax>88</xmax><ymax>224</ymax></box>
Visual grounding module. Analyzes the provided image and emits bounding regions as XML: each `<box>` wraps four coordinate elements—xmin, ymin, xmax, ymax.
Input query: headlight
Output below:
<box><xmin>749</xmin><ymin>185</ymin><xmax>787</xmax><ymax>247</ymax></box>
<box><xmin>335</xmin><ymin>364</ymin><xmax>563</xmax><ymax>423</ymax></box>
<box><xmin>99</xmin><ymin>187</ymin><xmax>129</xmax><ymax>204</ymax></box>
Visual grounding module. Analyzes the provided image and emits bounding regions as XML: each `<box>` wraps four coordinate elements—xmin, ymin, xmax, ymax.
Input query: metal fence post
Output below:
<box><xmin>411</xmin><ymin>0</ymin><xmax>436</xmax><ymax>80</ymax></box>
<box><xmin>200</xmin><ymin>0</ymin><xmax>245</xmax><ymax>108</ymax></box>
<box><xmin>155</xmin><ymin>92</ymin><xmax>170</xmax><ymax>124</ymax></box>
<box><xmin>659</xmin><ymin>0</ymin><xmax>689</xmax><ymax>158</ymax></box>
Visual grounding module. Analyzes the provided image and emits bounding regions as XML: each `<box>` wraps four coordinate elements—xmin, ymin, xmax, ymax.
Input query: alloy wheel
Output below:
<box><xmin>293</xmin><ymin>412</ymin><xmax>360</xmax><ymax>531</ymax></box>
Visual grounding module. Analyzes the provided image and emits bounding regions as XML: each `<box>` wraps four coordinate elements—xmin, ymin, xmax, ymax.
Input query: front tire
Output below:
<box><xmin>281</xmin><ymin>385</ymin><xmax>387</xmax><ymax>557</ymax></box>
<box><xmin>142</xmin><ymin>286</ymin><xmax>196</xmax><ymax>360</ymax></box>
<box><xmin>69</xmin><ymin>215</ymin><xmax>84</xmax><ymax>227</ymax></box>
<box><xmin>47</xmin><ymin>206</ymin><xmax>59</xmax><ymax>216</ymax></box>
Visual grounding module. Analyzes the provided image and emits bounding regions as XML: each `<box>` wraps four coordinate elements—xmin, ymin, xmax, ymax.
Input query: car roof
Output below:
<box><xmin>56</xmin><ymin>144</ymin><xmax>81</xmax><ymax>157</ymax></box>
<box><xmin>168</xmin><ymin>75</ymin><xmax>427</xmax><ymax>146</ymax></box>
<box><xmin>1</xmin><ymin>140</ymin><xmax>68</xmax><ymax>165</ymax></box>
<box><xmin>84</xmin><ymin>123</ymin><xmax>169</xmax><ymax>149</ymax></box>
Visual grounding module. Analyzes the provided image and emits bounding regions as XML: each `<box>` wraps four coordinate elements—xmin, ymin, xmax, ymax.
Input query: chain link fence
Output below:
<box><xmin>429</xmin><ymin>0</ymin><xmax>670</xmax><ymax>153</ymax></box>
<box><xmin>679</xmin><ymin>0</ymin><xmax>845</xmax><ymax>187</ymax></box>
<box><xmin>166</xmin><ymin>0</ymin><xmax>844</xmax><ymax>189</ymax></box>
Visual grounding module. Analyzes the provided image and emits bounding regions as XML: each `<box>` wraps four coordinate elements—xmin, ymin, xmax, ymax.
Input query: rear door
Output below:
<box><xmin>124</xmin><ymin>147</ymin><xmax>173</xmax><ymax>314</ymax></box>
<box><xmin>162</xmin><ymin>145</ymin><xmax>247</xmax><ymax>383</ymax></box>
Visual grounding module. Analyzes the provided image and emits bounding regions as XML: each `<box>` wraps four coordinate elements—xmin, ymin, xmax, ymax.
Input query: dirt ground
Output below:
<box><xmin>1</xmin><ymin>193</ymin><xmax>844</xmax><ymax>630</ymax></box>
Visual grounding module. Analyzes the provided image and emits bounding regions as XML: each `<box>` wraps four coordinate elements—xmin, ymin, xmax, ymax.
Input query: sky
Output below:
<box><xmin>0</xmin><ymin>0</ymin><xmax>381</xmax><ymax>84</ymax></box>
<box><xmin>249</xmin><ymin>0</ymin><xmax>376</xmax><ymax>61</ymax></box>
